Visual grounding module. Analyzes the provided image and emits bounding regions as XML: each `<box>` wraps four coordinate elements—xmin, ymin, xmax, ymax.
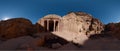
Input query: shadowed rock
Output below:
<box><xmin>0</xmin><ymin>18</ymin><xmax>35</xmax><ymax>40</ymax></box>
<box><xmin>0</xmin><ymin>36</ymin><xmax>34</xmax><ymax>50</ymax></box>
<box><xmin>105</xmin><ymin>22</ymin><xmax>120</xmax><ymax>39</ymax></box>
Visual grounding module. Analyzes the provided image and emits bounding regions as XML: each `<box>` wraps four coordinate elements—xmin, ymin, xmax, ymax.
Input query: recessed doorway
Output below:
<box><xmin>49</xmin><ymin>20</ymin><xmax>54</xmax><ymax>32</ymax></box>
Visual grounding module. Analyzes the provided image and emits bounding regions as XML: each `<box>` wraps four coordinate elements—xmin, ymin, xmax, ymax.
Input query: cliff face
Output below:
<box><xmin>61</xmin><ymin>12</ymin><xmax>104</xmax><ymax>36</ymax></box>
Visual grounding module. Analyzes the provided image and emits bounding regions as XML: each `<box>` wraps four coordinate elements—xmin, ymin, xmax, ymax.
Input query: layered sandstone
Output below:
<box><xmin>61</xmin><ymin>12</ymin><xmax>104</xmax><ymax>36</ymax></box>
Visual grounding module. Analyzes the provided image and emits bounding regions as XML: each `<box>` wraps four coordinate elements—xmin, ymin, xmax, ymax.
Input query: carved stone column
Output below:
<box><xmin>47</xmin><ymin>19</ymin><xmax>49</xmax><ymax>31</ymax></box>
<box><xmin>57</xmin><ymin>21</ymin><xmax>59</xmax><ymax>31</ymax></box>
<box><xmin>54</xmin><ymin>20</ymin><xmax>56</xmax><ymax>31</ymax></box>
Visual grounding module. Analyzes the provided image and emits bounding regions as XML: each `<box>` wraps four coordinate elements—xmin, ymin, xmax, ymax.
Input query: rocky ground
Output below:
<box><xmin>0</xmin><ymin>33</ymin><xmax>120</xmax><ymax>50</ymax></box>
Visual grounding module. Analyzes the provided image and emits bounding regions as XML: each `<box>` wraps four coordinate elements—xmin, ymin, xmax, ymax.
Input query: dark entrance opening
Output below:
<box><xmin>49</xmin><ymin>20</ymin><xmax>54</xmax><ymax>32</ymax></box>
<box><xmin>44</xmin><ymin>20</ymin><xmax>47</xmax><ymax>31</ymax></box>
<box><xmin>55</xmin><ymin>21</ymin><xmax>58</xmax><ymax>30</ymax></box>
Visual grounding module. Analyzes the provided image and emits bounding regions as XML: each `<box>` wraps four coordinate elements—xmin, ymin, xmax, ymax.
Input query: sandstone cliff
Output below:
<box><xmin>61</xmin><ymin>12</ymin><xmax>104</xmax><ymax>36</ymax></box>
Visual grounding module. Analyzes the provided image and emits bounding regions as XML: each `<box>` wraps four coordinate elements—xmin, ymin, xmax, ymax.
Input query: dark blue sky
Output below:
<box><xmin>0</xmin><ymin>0</ymin><xmax>120</xmax><ymax>24</ymax></box>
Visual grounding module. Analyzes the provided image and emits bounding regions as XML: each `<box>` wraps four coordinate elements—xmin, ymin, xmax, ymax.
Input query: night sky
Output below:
<box><xmin>0</xmin><ymin>0</ymin><xmax>120</xmax><ymax>24</ymax></box>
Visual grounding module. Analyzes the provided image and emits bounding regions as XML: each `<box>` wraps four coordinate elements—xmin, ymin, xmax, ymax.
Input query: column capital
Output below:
<box><xmin>53</xmin><ymin>20</ymin><xmax>56</xmax><ymax>22</ymax></box>
<box><xmin>47</xmin><ymin>19</ymin><xmax>50</xmax><ymax>21</ymax></box>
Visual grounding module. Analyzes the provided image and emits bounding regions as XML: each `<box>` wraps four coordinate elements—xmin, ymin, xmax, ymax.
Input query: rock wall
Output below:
<box><xmin>60</xmin><ymin>12</ymin><xmax>104</xmax><ymax>36</ymax></box>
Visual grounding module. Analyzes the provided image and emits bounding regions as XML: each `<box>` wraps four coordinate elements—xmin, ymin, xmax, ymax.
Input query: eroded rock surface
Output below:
<box><xmin>105</xmin><ymin>23</ymin><xmax>120</xmax><ymax>39</ymax></box>
<box><xmin>0</xmin><ymin>18</ymin><xmax>35</xmax><ymax>40</ymax></box>
<box><xmin>61</xmin><ymin>12</ymin><xmax>104</xmax><ymax>36</ymax></box>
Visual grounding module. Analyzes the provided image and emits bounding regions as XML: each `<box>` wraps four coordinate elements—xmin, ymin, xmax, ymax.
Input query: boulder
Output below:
<box><xmin>105</xmin><ymin>23</ymin><xmax>120</xmax><ymax>39</ymax></box>
<box><xmin>0</xmin><ymin>18</ymin><xmax>35</xmax><ymax>40</ymax></box>
<box><xmin>33</xmin><ymin>23</ymin><xmax>45</xmax><ymax>33</ymax></box>
<box><xmin>43</xmin><ymin>33</ymin><xmax>68</xmax><ymax>48</ymax></box>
